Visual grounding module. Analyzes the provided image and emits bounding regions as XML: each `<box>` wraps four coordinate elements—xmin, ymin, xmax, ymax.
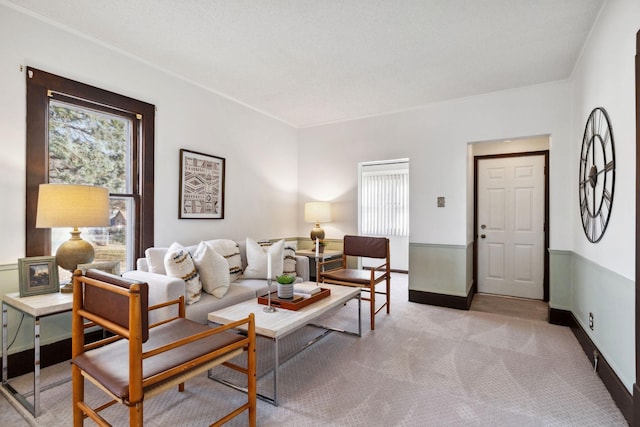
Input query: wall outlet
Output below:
<box><xmin>588</xmin><ymin>312</ymin><xmax>594</xmax><ymax>330</ymax></box>
<box><xmin>437</xmin><ymin>196</ymin><xmax>445</xmax><ymax>208</ymax></box>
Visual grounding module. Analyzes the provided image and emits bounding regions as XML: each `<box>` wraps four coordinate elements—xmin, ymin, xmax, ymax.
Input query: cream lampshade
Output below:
<box><xmin>304</xmin><ymin>201</ymin><xmax>331</xmax><ymax>241</ymax></box>
<box><xmin>36</xmin><ymin>184</ymin><xmax>110</xmax><ymax>276</ymax></box>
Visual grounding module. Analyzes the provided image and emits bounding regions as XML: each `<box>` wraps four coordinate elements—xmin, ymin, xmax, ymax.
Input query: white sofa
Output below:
<box><xmin>123</xmin><ymin>239</ymin><xmax>309</xmax><ymax>324</ymax></box>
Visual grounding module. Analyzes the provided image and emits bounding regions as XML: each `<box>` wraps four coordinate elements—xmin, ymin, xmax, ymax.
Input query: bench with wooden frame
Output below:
<box><xmin>318</xmin><ymin>235</ymin><xmax>390</xmax><ymax>330</ymax></box>
<box><xmin>70</xmin><ymin>269</ymin><xmax>256</xmax><ymax>426</ymax></box>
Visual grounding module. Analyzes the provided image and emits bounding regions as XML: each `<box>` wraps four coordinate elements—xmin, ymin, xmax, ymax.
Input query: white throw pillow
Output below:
<box><xmin>209</xmin><ymin>239</ymin><xmax>243</xmax><ymax>282</ymax></box>
<box><xmin>193</xmin><ymin>241</ymin><xmax>230</xmax><ymax>298</ymax></box>
<box><xmin>283</xmin><ymin>241</ymin><xmax>297</xmax><ymax>278</ymax></box>
<box><xmin>242</xmin><ymin>238</ymin><xmax>284</xmax><ymax>279</ymax></box>
<box><xmin>145</xmin><ymin>247</ymin><xmax>168</xmax><ymax>274</ymax></box>
<box><xmin>164</xmin><ymin>242</ymin><xmax>201</xmax><ymax>304</ymax></box>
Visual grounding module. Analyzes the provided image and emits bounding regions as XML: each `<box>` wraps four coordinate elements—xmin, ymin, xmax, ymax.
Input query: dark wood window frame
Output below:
<box><xmin>25</xmin><ymin>67</ymin><xmax>154</xmax><ymax>262</ymax></box>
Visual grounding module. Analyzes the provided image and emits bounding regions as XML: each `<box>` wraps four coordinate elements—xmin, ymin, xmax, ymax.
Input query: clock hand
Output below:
<box><xmin>595</xmin><ymin>163</ymin><xmax>614</xmax><ymax>176</ymax></box>
<box><xmin>580</xmin><ymin>161</ymin><xmax>613</xmax><ymax>186</ymax></box>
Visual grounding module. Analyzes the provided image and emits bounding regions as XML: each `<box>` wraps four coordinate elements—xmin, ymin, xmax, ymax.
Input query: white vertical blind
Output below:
<box><xmin>361</xmin><ymin>168</ymin><xmax>409</xmax><ymax>236</ymax></box>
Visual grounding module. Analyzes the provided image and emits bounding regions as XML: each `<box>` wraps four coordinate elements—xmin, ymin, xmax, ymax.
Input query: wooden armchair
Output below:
<box><xmin>70</xmin><ymin>269</ymin><xmax>256</xmax><ymax>426</ymax></box>
<box><xmin>319</xmin><ymin>235</ymin><xmax>390</xmax><ymax>330</ymax></box>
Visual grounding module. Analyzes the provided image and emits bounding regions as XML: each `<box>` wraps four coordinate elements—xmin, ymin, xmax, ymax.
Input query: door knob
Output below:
<box><xmin>480</xmin><ymin>234</ymin><xmax>486</xmax><ymax>239</ymax></box>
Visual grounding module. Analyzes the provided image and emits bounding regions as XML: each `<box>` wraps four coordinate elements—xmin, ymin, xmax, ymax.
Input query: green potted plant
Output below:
<box><xmin>276</xmin><ymin>274</ymin><xmax>295</xmax><ymax>299</ymax></box>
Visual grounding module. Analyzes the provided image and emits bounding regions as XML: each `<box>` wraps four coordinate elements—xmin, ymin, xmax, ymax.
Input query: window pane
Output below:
<box><xmin>48</xmin><ymin>99</ymin><xmax>131</xmax><ymax>193</ymax></box>
<box><xmin>93</xmin><ymin>197</ymin><xmax>134</xmax><ymax>273</ymax></box>
<box><xmin>51</xmin><ymin>197</ymin><xmax>134</xmax><ymax>282</ymax></box>
<box><xmin>361</xmin><ymin>170</ymin><xmax>409</xmax><ymax>237</ymax></box>
<box><xmin>47</xmin><ymin>99</ymin><xmax>135</xmax><ymax>275</ymax></box>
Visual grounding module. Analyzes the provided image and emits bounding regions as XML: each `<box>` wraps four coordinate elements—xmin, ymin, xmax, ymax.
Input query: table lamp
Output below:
<box><xmin>304</xmin><ymin>201</ymin><xmax>331</xmax><ymax>242</ymax></box>
<box><xmin>36</xmin><ymin>184</ymin><xmax>110</xmax><ymax>291</ymax></box>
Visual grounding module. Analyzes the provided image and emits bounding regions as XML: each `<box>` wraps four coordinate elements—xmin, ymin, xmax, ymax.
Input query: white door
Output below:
<box><xmin>477</xmin><ymin>155</ymin><xmax>545</xmax><ymax>299</ymax></box>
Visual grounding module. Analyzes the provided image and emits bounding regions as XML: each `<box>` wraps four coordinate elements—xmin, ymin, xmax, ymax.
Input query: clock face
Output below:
<box><xmin>579</xmin><ymin>107</ymin><xmax>615</xmax><ymax>243</ymax></box>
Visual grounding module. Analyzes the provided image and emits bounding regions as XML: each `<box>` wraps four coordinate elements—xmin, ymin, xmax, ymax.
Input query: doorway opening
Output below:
<box><xmin>358</xmin><ymin>158</ymin><xmax>409</xmax><ymax>272</ymax></box>
<box><xmin>470</xmin><ymin>136</ymin><xmax>550</xmax><ymax>312</ymax></box>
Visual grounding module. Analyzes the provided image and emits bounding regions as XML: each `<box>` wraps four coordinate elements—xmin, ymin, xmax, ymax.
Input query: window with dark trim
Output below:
<box><xmin>25</xmin><ymin>67</ymin><xmax>154</xmax><ymax>270</ymax></box>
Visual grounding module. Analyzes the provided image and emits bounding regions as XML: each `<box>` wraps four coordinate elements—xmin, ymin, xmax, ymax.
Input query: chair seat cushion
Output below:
<box><xmin>72</xmin><ymin>318</ymin><xmax>244</xmax><ymax>401</ymax></box>
<box><xmin>321</xmin><ymin>268</ymin><xmax>384</xmax><ymax>285</ymax></box>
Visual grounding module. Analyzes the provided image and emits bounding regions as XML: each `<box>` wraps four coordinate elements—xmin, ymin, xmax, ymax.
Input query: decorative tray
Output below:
<box><xmin>257</xmin><ymin>287</ymin><xmax>331</xmax><ymax>311</ymax></box>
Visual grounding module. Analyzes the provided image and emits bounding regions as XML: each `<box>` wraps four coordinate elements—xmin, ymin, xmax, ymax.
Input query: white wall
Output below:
<box><xmin>0</xmin><ymin>3</ymin><xmax>299</xmax><ymax>268</ymax></box>
<box><xmin>298</xmin><ymin>83</ymin><xmax>573</xmax><ymax>251</ymax></box>
<box><xmin>567</xmin><ymin>0</ymin><xmax>639</xmax><ymax>392</ymax></box>
<box><xmin>571</xmin><ymin>0</ymin><xmax>638</xmax><ymax>280</ymax></box>
<box><xmin>471</xmin><ymin>135</ymin><xmax>549</xmax><ymax>156</ymax></box>
<box><xmin>297</xmin><ymin>80</ymin><xmax>573</xmax><ymax>301</ymax></box>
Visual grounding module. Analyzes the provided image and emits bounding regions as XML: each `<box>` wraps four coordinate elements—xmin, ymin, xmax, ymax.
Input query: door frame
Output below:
<box><xmin>473</xmin><ymin>150</ymin><xmax>550</xmax><ymax>301</ymax></box>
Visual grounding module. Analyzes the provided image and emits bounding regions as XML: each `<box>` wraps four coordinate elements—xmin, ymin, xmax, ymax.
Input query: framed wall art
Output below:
<box><xmin>179</xmin><ymin>149</ymin><xmax>226</xmax><ymax>219</ymax></box>
<box><xmin>18</xmin><ymin>256</ymin><xmax>60</xmax><ymax>297</ymax></box>
<box><xmin>77</xmin><ymin>261</ymin><xmax>121</xmax><ymax>275</ymax></box>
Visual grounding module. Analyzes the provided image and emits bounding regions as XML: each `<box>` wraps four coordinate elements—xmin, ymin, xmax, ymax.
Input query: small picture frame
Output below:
<box><xmin>18</xmin><ymin>256</ymin><xmax>59</xmax><ymax>297</ymax></box>
<box><xmin>77</xmin><ymin>261</ymin><xmax>121</xmax><ymax>276</ymax></box>
<box><xmin>179</xmin><ymin>149</ymin><xmax>225</xmax><ymax>219</ymax></box>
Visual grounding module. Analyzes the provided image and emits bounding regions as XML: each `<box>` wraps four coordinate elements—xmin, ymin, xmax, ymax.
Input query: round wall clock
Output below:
<box><xmin>579</xmin><ymin>107</ymin><xmax>615</xmax><ymax>243</ymax></box>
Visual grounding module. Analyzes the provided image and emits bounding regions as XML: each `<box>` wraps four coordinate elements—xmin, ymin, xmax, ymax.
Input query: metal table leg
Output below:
<box><xmin>33</xmin><ymin>316</ymin><xmax>41</xmax><ymax>417</ymax></box>
<box><xmin>2</xmin><ymin>310</ymin><xmax>51</xmax><ymax>417</ymax></box>
<box><xmin>273</xmin><ymin>336</ymin><xmax>279</xmax><ymax>406</ymax></box>
<box><xmin>2</xmin><ymin>302</ymin><xmax>7</xmax><ymax>387</ymax></box>
<box><xmin>208</xmin><ymin>293</ymin><xmax>361</xmax><ymax>406</ymax></box>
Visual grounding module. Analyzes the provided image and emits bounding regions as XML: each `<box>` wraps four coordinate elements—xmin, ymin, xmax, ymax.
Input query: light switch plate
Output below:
<box><xmin>437</xmin><ymin>197</ymin><xmax>445</xmax><ymax>208</ymax></box>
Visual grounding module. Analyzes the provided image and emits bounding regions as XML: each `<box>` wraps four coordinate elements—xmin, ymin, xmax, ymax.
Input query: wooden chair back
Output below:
<box><xmin>82</xmin><ymin>269</ymin><xmax>149</xmax><ymax>342</ymax></box>
<box><xmin>343</xmin><ymin>235</ymin><xmax>389</xmax><ymax>259</ymax></box>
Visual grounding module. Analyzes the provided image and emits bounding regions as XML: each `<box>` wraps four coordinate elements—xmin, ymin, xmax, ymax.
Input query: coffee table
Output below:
<box><xmin>207</xmin><ymin>283</ymin><xmax>361</xmax><ymax>405</ymax></box>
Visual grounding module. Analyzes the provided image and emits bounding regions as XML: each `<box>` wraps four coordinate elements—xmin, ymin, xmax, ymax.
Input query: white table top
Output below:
<box><xmin>208</xmin><ymin>283</ymin><xmax>359</xmax><ymax>339</ymax></box>
<box><xmin>2</xmin><ymin>292</ymin><xmax>73</xmax><ymax>317</ymax></box>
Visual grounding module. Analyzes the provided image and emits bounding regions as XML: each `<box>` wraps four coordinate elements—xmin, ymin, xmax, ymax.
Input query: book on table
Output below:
<box><xmin>294</xmin><ymin>283</ymin><xmax>322</xmax><ymax>295</ymax></box>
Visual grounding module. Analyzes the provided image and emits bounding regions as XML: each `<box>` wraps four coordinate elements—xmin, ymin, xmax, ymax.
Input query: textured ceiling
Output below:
<box><xmin>8</xmin><ymin>0</ymin><xmax>604</xmax><ymax>128</ymax></box>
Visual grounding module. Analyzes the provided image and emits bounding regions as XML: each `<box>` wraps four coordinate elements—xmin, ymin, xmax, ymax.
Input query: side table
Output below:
<box><xmin>2</xmin><ymin>291</ymin><xmax>73</xmax><ymax>417</ymax></box>
<box><xmin>295</xmin><ymin>249</ymin><xmax>342</xmax><ymax>281</ymax></box>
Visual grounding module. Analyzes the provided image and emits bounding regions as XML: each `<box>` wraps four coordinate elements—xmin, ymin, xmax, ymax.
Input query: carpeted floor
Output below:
<box><xmin>470</xmin><ymin>293</ymin><xmax>549</xmax><ymax>322</ymax></box>
<box><xmin>0</xmin><ymin>274</ymin><xmax>628</xmax><ymax>426</ymax></box>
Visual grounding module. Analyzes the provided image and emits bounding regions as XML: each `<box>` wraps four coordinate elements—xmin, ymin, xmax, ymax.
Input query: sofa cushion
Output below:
<box><xmin>164</xmin><ymin>242</ymin><xmax>201</xmax><ymax>305</ymax></box>
<box><xmin>242</xmin><ymin>238</ymin><xmax>284</xmax><ymax>280</ymax></box>
<box><xmin>146</xmin><ymin>247</ymin><xmax>169</xmax><ymax>275</ymax></box>
<box><xmin>233</xmin><ymin>278</ymin><xmax>271</xmax><ymax>298</ymax></box>
<box><xmin>208</xmin><ymin>239</ymin><xmax>243</xmax><ymax>282</ymax></box>
<box><xmin>192</xmin><ymin>241</ymin><xmax>230</xmax><ymax>298</ymax></box>
<box><xmin>189</xmin><ymin>285</ymin><xmax>256</xmax><ymax>324</ymax></box>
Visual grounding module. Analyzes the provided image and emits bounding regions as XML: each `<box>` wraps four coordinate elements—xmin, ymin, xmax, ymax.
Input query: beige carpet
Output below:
<box><xmin>1</xmin><ymin>274</ymin><xmax>627</xmax><ymax>426</ymax></box>
<box><xmin>470</xmin><ymin>293</ymin><xmax>549</xmax><ymax>322</ymax></box>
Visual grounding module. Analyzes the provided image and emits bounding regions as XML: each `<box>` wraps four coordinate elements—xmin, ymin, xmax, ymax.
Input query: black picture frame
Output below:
<box><xmin>179</xmin><ymin>149</ymin><xmax>225</xmax><ymax>219</ymax></box>
<box><xmin>18</xmin><ymin>256</ymin><xmax>60</xmax><ymax>297</ymax></box>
